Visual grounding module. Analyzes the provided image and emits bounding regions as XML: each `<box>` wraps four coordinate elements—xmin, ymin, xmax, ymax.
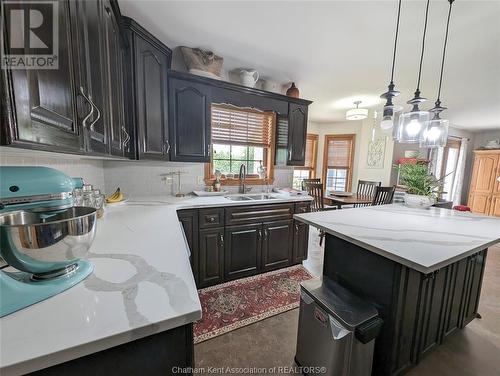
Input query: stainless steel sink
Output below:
<box><xmin>225</xmin><ymin>194</ymin><xmax>277</xmax><ymax>201</ymax></box>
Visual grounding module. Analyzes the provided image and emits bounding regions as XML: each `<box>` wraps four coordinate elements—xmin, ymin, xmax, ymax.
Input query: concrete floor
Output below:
<box><xmin>195</xmin><ymin>228</ymin><xmax>500</xmax><ymax>375</ymax></box>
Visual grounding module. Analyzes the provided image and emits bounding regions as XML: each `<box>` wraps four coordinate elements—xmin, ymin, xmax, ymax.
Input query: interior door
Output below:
<box><xmin>287</xmin><ymin>103</ymin><xmax>308</xmax><ymax>166</ymax></box>
<box><xmin>470</xmin><ymin>154</ymin><xmax>498</xmax><ymax>194</ymax></box>
<box><xmin>262</xmin><ymin>219</ymin><xmax>293</xmax><ymax>271</ymax></box>
<box><xmin>224</xmin><ymin>224</ymin><xmax>262</xmax><ymax>280</ymax></box>
<box><xmin>8</xmin><ymin>0</ymin><xmax>82</xmax><ymax>151</ymax></box>
<box><xmin>199</xmin><ymin>228</ymin><xmax>224</xmax><ymax>287</ymax></box>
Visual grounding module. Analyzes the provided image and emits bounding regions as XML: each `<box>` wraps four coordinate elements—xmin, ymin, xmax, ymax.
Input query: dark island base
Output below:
<box><xmin>29</xmin><ymin>324</ymin><xmax>193</xmax><ymax>376</ymax></box>
<box><xmin>324</xmin><ymin>235</ymin><xmax>487</xmax><ymax>376</ymax></box>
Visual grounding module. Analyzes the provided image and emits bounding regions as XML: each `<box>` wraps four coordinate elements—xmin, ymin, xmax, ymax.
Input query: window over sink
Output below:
<box><xmin>205</xmin><ymin>104</ymin><xmax>276</xmax><ymax>185</ymax></box>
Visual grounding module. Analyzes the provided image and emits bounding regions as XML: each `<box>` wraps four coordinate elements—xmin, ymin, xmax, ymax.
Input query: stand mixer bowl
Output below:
<box><xmin>0</xmin><ymin>207</ymin><xmax>97</xmax><ymax>280</ymax></box>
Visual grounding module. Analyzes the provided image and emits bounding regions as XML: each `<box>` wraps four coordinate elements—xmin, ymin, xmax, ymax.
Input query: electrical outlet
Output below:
<box><xmin>197</xmin><ymin>176</ymin><xmax>205</xmax><ymax>185</ymax></box>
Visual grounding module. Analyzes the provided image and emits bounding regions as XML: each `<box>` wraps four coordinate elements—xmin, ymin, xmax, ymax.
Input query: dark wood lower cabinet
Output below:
<box><xmin>225</xmin><ymin>224</ymin><xmax>262</xmax><ymax>280</ymax></box>
<box><xmin>178</xmin><ymin>202</ymin><xmax>310</xmax><ymax>288</ymax></box>
<box><xmin>324</xmin><ymin>234</ymin><xmax>488</xmax><ymax>376</ymax></box>
<box><xmin>262</xmin><ymin>220</ymin><xmax>293</xmax><ymax>271</ymax></box>
<box><xmin>198</xmin><ymin>227</ymin><xmax>224</xmax><ymax>288</ymax></box>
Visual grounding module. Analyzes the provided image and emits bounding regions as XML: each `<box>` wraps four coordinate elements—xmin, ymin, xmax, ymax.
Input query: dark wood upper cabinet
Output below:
<box><xmin>122</xmin><ymin>17</ymin><xmax>171</xmax><ymax>160</ymax></box>
<box><xmin>168</xmin><ymin>74</ymin><xmax>211</xmax><ymax>162</ymax></box>
<box><xmin>1</xmin><ymin>0</ymin><xmax>82</xmax><ymax>152</ymax></box>
<box><xmin>224</xmin><ymin>224</ymin><xmax>262</xmax><ymax>280</ymax></box>
<box><xmin>287</xmin><ymin>103</ymin><xmax>308</xmax><ymax>166</ymax></box>
<box><xmin>262</xmin><ymin>219</ymin><xmax>294</xmax><ymax>271</ymax></box>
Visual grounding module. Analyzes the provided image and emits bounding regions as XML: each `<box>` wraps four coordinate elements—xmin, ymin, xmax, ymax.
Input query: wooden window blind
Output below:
<box><xmin>326</xmin><ymin>137</ymin><xmax>354</xmax><ymax>168</ymax></box>
<box><xmin>212</xmin><ymin>104</ymin><xmax>274</xmax><ymax>147</ymax></box>
<box><xmin>304</xmin><ymin>134</ymin><xmax>318</xmax><ymax>168</ymax></box>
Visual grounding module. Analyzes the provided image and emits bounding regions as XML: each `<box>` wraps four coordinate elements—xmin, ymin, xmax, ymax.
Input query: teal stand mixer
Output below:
<box><xmin>0</xmin><ymin>166</ymin><xmax>97</xmax><ymax>317</ymax></box>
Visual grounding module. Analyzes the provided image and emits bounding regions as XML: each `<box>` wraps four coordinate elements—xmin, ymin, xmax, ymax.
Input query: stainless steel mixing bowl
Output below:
<box><xmin>0</xmin><ymin>207</ymin><xmax>97</xmax><ymax>279</ymax></box>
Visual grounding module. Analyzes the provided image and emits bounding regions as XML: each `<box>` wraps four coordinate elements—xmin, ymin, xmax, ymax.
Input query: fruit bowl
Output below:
<box><xmin>0</xmin><ymin>207</ymin><xmax>97</xmax><ymax>279</ymax></box>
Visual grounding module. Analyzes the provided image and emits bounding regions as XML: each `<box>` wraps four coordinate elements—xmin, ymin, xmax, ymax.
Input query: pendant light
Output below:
<box><xmin>346</xmin><ymin>101</ymin><xmax>368</xmax><ymax>120</ymax></box>
<box><xmin>380</xmin><ymin>0</ymin><xmax>402</xmax><ymax>131</ymax></box>
<box><xmin>396</xmin><ymin>0</ymin><xmax>431</xmax><ymax>143</ymax></box>
<box><xmin>421</xmin><ymin>0</ymin><xmax>455</xmax><ymax>148</ymax></box>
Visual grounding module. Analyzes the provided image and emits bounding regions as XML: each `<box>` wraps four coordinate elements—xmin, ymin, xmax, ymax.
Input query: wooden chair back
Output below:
<box><xmin>355</xmin><ymin>180</ymin><xmax>381</xmax><ymax>207</ymax></box>
<box><xmin>371</xmin><ymin>186</ymin><xmax>396</xmax><ymax>206</ymax></box>
<box><xmin>301</xmin><ymin>178</ymin><xmax>321</xmax><ymax>191</ymax></box>
<box><xmin>305</xmin><ymin>182</ymin><xmax>325</xmax><ymax>212</ymax></box>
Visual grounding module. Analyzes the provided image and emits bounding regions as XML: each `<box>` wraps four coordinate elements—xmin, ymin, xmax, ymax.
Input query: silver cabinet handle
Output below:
<box><xmin>258</xmin><ymin>229</ymin><xmax>262</xmax><ymax>240</ymax></box>
<box><xmin>219</xmin><ymin>234</ymin><xmax>224</xmax><ymax>248</ymax></box>
<box><xmin>165</xmin><ymin>140</ymin><xmax>171</xmax><ymax>154</ymax></box>
<box><xmin>288</xmin><ymin>149</ymin><xmax>292</xmax><ymax>161</ymax></box>
<box><xmin>87</xmin><ymin>94</ymin><xmax>101</xmax><ymax>132</ymax></box>
<box><xmin>121</xmin><ymin>126</ymin><xmax>130</xmax><ymax>148</ymax></box>
<box><xmin>264</xmin><ymin>229</ymin><xmax>269</xmax><ymax>240</ymax></box>
<box><xmin>79</xmin><ymin>87</ymin><xmax>94</xmax><ymax>129</ymax></box>
<box><xmin>207</xmin><ymin>144</ymin><xmax>211</xmax><ymax>157</ymax></box>
<box><xmin>295</xmin><ymin>224</ymin><xmax>299</xmax><ymax>235</ymax></box>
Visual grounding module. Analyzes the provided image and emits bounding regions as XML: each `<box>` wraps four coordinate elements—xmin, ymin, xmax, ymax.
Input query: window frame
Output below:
<box><xmin>293</xmin><ymin>133</ymin><xmax>319</xmax><ymax>178</ymax></box>
<box><xmin>204</xmin><ymin>107</ymin><xmax>276</xmax><ymax>186</ymax></box>
<box><xmin>322</xmin><ymin>134</ymin><xmax>356</xmax><ymax>192</ymax></box>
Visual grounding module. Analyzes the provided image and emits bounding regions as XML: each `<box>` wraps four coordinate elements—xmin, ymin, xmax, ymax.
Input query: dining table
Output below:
<box><xmin>324</xmin><ymin>192</ymin><xmax>373</xmax><ymax>209</ymax></box>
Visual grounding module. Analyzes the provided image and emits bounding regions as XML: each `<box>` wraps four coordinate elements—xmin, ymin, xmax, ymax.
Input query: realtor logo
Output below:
<box><xmin>1</xmin><ymin>0</ymin><xmax>58</xmax><ymax>69</ymax></box>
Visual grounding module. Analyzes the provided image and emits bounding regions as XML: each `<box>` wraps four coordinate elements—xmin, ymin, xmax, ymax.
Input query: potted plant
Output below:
<box><xmin>396</xmin><ymin>163</ymin><xmax>443</xmax><ymax>209</ymax></box>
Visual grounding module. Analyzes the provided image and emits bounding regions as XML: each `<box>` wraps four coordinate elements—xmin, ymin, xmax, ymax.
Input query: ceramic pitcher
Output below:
<box><xmin>239</xmin><ymin>69</ymin><xmax>259</xmax><ymax>88</ymax></box>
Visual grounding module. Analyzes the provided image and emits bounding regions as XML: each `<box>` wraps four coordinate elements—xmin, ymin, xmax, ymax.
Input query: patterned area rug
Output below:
<box><xmin>194</xmin><ymin>265</ymin><xmax>313</xmax><ymax>343</ymax></box>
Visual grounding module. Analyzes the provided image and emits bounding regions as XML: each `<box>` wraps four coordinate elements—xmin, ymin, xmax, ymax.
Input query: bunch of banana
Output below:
<box><xmin>106</xmin><ymin>188</ymin><xmax>124</xmax><ymax>203</ymax></box>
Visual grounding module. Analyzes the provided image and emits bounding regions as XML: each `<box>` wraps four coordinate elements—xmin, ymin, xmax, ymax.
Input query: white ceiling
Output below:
<box><xmin>120</xmin><ymin>0</ymin><xmax>500</xmax><ymax>131</ymax></box>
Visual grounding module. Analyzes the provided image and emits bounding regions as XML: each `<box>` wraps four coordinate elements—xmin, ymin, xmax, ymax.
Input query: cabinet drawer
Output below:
<box><xmin>225</xmin><ymin>204</ymin><xmax>294</xmax><ymax>226</ymax></box>
<box><xmin>199</xmin><ymin>208</ymin><xmax>224</xmax><ymax>228</ymax></box>
<box><xmin>295</xmin><ymin>201</ymin><xmax>311</xmax><ymax>214</ymax></box>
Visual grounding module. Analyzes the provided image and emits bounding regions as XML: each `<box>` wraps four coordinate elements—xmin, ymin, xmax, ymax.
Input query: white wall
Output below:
<box><xmin>308</xmin><ymin>118</ymin><xmax>394</xmax><ymax>191</ymax></box>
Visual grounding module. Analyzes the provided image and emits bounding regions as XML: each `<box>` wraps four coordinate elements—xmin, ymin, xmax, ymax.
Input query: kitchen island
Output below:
<box><xmin>295</xmin><ymin>204</ymin><xmax>500</xmax><ymax>376</ymax></box>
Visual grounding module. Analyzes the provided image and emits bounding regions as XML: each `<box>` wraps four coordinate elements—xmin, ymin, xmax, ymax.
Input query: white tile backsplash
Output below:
<box><xmin>0</xmin><ymin>147</ymin><xmax>294</xmax><ymax>198</ymax></box>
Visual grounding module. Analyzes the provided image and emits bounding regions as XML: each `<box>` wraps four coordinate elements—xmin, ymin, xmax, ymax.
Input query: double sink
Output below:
<box><xmin>225</xmin><ymin>194</ymin><xmax>278</xmax><ymax>202</ymax></box>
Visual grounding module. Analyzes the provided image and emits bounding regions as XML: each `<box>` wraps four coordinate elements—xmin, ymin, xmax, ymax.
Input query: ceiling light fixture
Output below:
<box><xmin>380</xmin><ymin>0</ymin><xmax>402</xmax><ymax>131</ymax></box>
<box><xmin>421</xmin><ymin>0</ymin><xmax>455</xmax><ymax>148</ymax></box>
<box><xmin>346</xmin><ymin>101</ymin><xmax>368</xmax><ymax>120</ymax></box>
<box><xmin>396</xmin><ymin>0</ymin><xmax>431</xmax><ymax>144</ymax></box>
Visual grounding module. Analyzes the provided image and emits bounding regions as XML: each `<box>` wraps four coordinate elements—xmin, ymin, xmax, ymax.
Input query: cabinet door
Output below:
<box><xmin>292</xmin><ymin>221</ymin><xmax>309</xmax><ymax>264</ymax></box>
<box><xmin>102</xmin><ymin>0</ymin><xmax>126</xmax><ymax>157</ymax></box>
<box><xmin>178</xmin><ymin>210</ymin><xmax>199</xmax><ymax>285</ymax></box>
<box><xmin>287</xmin><ymin>103</ymin><xmax>308</xmax><ymax>166</ymax></box>
<box><xmin>168</xmin><ymin>77</ymin><xmax>211</xmax><ymax>162</ymax></box>
<box><xmin>468</xmin><ymin>193</ymin><xmax>491</xmax><ymax>215</ymax></box>
<box><xmin>262</xmin><ymin>220</ymin><xmax>293</xmax><ymax>271</ymax></box>
<box><xmin>224</xmin><ymin>224</ymin><xmax>262</xmax><ymax>281</ymax></box>
<box><xmin>489</xmin><ymin>195</ymin><xmax>500</xmax><ymax>217</ymax></box>
<box><xmin>134</xmin><ymin>36</ymin><xmax>169</xmax><ymax>160</ymax></box>
<box><xmin>72</xmin><ymin>0</ymin><xmax>108</xmax><ymax>154</ymax></box>
<box><xmin>199</xmin><ymin>228</ymin><xmax>224</xmax><ymax>287</ymax></box>
<box><xmin>470</xmin><ymin>154</ymin><xmax>498</xmax><ymax>194</ymax></box>
<box><xmin>6</xmin><ymin>0</ymin><xmax>82</xmax><ymax>151</ymax></box>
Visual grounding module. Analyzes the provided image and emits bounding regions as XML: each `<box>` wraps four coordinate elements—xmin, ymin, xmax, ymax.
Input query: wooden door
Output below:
<box><xmin>178</xmin><ymin>210</ymin><xmax>199</xmax><ymax>285</ymax></box>
<box><xmin>168</xmin><ymin>77</ymin><xmax>211</xmax><ymax>162</ymax></box>
<box><xmin>469</xmin><ymin>153</ymin><xmax>498</xmax><ymax>194</ymax></box>
<box><xmin>468</xmin><ymin>193</ymin><xmax>491</xmax><ymax>214</ymax></box>
<box><xmin>6</xmin><ymin>0</ymin><xmax>82</xmax><ymax>151</ymax></box>
<box><xmin>199</xmin><ymin>228</ymin><xmax>224</xmax><ymax>287</ymax></box>
<box><xmin>262</xmin><ymin>220</ymin><xmax>293</xmax><ymax>271</ymax></box>
<box><xmin>224</xmin><ymin>224</ymin><xmax>262</xmax><ymax>280</ymax></box>
<box><xmin>134</xmin><ymin>35</ymin><xmax>169</xmax><ymax>160</ymax></box>
<box><xmin>72</xmin><ymin>0</ymin><xmax>108</xmax><ymax>154</ymax></box>
<box><xmin>292</xmin><ymin>221</ymin><xmax>309</xmax><ymax>264</ymax></box>
<box><xmin>287</xmin><ymin>103</ymin><xmax>308</xmax><ymax>166</ymax></box>
<box><xmin>102</xmin><ymin>0</ymin><xmax>126</xmax><ymax>156</ymax></box>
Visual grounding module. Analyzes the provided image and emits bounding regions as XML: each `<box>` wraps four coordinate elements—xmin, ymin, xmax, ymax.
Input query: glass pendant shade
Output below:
<box><xmin>421</xmin><ymin>117</ymin><xmax>449</xmax><ymax>148</ymax></box>
<box><xmin>397</xmin><ymin>110</ymin><xmax>429</xmax><ymax>143</ymax></box>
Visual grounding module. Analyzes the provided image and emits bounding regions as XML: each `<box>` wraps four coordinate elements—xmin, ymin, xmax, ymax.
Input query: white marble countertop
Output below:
<box><xmin>0</xmin><ymin>193</ymin><xmax>311</xmax><ymax>375</ymax></box>
<box><xmin>295</xmin><ymin>204</ymin><xmax>500</xmax><ymax>274</ymax></box>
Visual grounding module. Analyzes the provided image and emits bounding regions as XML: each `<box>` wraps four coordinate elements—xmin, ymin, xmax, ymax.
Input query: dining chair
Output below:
<box><xmin>304</xmin><ymin>182</ymin><xmax>336</xmax><ymax>245</ymax></box>
<box><xmin>354</xmin><ymin>180</ymin><xmax>381</xmax><ymax>207</ymax></box>
<box><xmin>301</xmin><ymin>178</ymin><xmax>321</xmax><ymax>192</ymax></box>
<box><xmin>371</xmin><ymin>186</ymin><xmax>396</xmax><ymax>206</ymax></box>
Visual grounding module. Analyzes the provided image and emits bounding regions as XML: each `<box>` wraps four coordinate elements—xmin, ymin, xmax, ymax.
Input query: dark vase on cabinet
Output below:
<box><xmin>168</xmin><ymin>73</ymin><xmax>212</xmax><ymax>163</ymax></box>
<box><xmin>121</xmin><ymin>17</ymin><xmax>172</xmax><ymax>160</ymax></box>
<box><xmin>1</xmin><ymin>0</ymin><xmax>82</xmax><ymax>152</ymax></box>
